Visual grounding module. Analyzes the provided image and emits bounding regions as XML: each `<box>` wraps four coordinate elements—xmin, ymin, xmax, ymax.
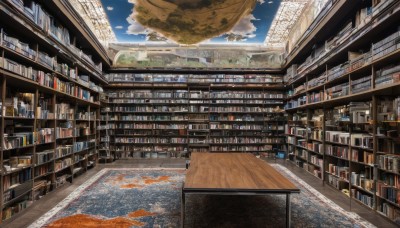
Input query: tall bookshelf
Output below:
<box><xmin>98</xmin><ymin>93</ymin><xmax>113</xmax><ymax>162</ymax></box>
<box><xmin>0</xmin><ymin>0</ymin><xmax>109</xmax><ymax>223</ymax></box>
<box><xmin>104</xmin><ymin>73</ymin><xmax>287</xmax><ymax>159</ymax></box>
<box><xmin>284</xmin><ymin>0</ymin><xmax>400</xmax><ymax>224</ymax></box>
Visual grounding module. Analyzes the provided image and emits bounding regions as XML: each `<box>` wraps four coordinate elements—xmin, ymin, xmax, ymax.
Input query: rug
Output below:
<box><xmin>29</xmin><ymin>165</ymin><xmax>376</xmax><ymax>228</ymax></box>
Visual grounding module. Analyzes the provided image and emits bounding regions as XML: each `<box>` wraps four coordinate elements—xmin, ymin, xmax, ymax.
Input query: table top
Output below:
<box><xmin>184</xmin><ymin>153</ymin><xmax>300</xmax><ymax>193</ymax></box>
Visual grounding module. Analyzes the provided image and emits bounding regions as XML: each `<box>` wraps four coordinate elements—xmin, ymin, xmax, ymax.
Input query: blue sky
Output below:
<box><xmin>100</xmin><ymin>0</ymin><xmax>281</xmax><ymax>44</ymax></box>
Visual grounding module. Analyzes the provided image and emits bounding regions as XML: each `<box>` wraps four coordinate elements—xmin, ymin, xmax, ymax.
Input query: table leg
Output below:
<box><xmin>286</xmin><ymin>193</ymin><xmax>291</xmax><ymax>228</ymax></box>
<box><xmin>181</xmin><ymin>190</ymin><xmax>185</xmax><ymax>228</ymax></box>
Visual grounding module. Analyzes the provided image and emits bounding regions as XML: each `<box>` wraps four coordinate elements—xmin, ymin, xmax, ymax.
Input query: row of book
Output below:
<box><xmin>36</xmin><ymin>150</ymin><xmax>54</xmax><ymax>165</ymax></box>
<box><xmin>1</xmin><ymin>29</ymin><xmax>36</xmax><ymax>60</ymax></box>
<box><xmin>109</xmin><ymin>90</ymin><xmax>188</xmax><ymax>99</ymax></box>
<box><xmin>310</xmin><ymin>129</ymin><xmax>323</xmax><ymax>141</ymax></box>
<box><xmin>73</xmin><ymin>140</ymin><xmax>95</xmax><ymax>153</ymax></box>
<box><xmin>75</xmin><ymin>111</ymin><xmax>96</xmax><ymax>121</ymax></box>
<box><xmin>210</xmin><ymin>145</ymin><xmax>274</xmax><ymax>152</ymax></box>
<box><xmin>1</xmin><ymin>198</ymin><xmax>30</xmax><ymax>221</ymax></box>
<box><xmin>36</xmin><ymin>128</ymin><xmax>54</xmax><ymax>144</ymax></box>
<box><xmin>351</xmin><ymin>134</ymin><xmax>373</xmax><ymax>149</ymax></box>
<box><xmin>106</xmin><ymin>73</ymin><xmax>283</xmax><ymax>83</ymax></box>
<box><xmin>307</xmin><ymin>142</ymin><xmax>323</xmax><ymax>154</ymax></box>
<box><xmin>209</xmin><ymin>115</ymin><xmax>267</xmax><ymax>121</ymax></box>
<box><xmin>326</xmin><ymin>82</ymin><xmax>350</xmax><ymax>100</ymax></box>
<box><xmin>295</xmin><ymin>149</ymin><xmax>308</xmax><ymax>160</ymax></box>
<box><xmin>308</xmin><ymin>72</ymin><xmax>327</xmax><ymax>90</ymax></box>
<box><xmin>3</xmin><ymin>132</ymin><xmax>35</xmax><ymax>150</ymax></box>
<box><xmin>210</xmin><ymin>100</ymin><xmax>282</xmax><ymax>105</ymax></box>
<box><xmin>352</xmin><ymin>150</ymin><xmax>374</xmax><ymax>165</ymax></box>
<box><xmin>210</xmin><ymin>124</ymin><xmax>263</xmax><ymax>130</ymax></box>
<box><xmin>114</xmin><ymin>137</ymin><xmax>188</xmax><ymax>144</ymax></box>
<box><xmin>378</xmin><ymin>155</ymin><xmax>400</xmax><ymax>173</ymax></box>
<box><xmin>376</xmin><ymin>184</ymin><xmax>400</xmax><ymax>205</ymax></box>
<box><xmin>54</xmin><ymin>158</ymin><xmax>72</xmax><ymax>172</ymax></box>
<box><xmin>326</xmin><ymin>131</ymin><xmax>350</xmax><ymax>144</ymax></box>
<box><xmin>34</xmin><ymin>164</ymin><xmax>52</xmax><ymax>178</ymax></box>
<box><xmin>5</xmin><ymin>0</ymin><xmax>101</xmax><ymax>72</ymax></box>
<box><xmin>284</xmin><ymin>2</ymin><xmax>395</xmax><ymax>84</ymax></box>
<box><xmin>352</xmin><ymin>189</ymin><xmax>374</xmax><ymax>208</ymax></box>
<box><xmin>372</xmin><ymin>30</ymin><xmax>400</xmax><ymax>61</ymax></box>
<box><xmin>351</xmin><ymin>76</ymin><xmax>371</xmax><ymax>94</ymax></box>
<box><xmin>328</xmin><ymin>163</ymin><xmax>350</xmax><ymax>181</ymax></box>
<box><xmin>210</xmin><ymin>92</ymin><xmax>284</xmax><ymax>99</ymax></box>
<box><xmin>310</xmin><ymin>155</ymin><xmax>323</xmax><ymax>167</ymax></box>
<box><xmin>55</xmin><ymin>146</ymin><xmax>73</xmax><ymax>159</ymax></box>
<box><xmin>3</xmin><ymin>168</ymin><xmax>32</xmax><ymax>192</ymax></box>
<box><xmin>286</xmin><ymin>96</ymin><xmax>307</xmax><ymax>110</ymax></box>
<box><xmin>325</xmin><ymin>144</ymin><xmax>350</xmax><ymax>160</ymax></box>
<box><xmin>3</xmin><ymin>93</ymin><xmax>35</xmax><ymax>118</ymax></box>
<box><xmin>209</xmin><ymin>138</ymin><xmax>284</xmax><ymax>144</ymax></box>
<box><xmin>378</xmin><ymin>202</ymin><xmax>400</xmax><ymax>221</ymax></box>
<box><xmin>350</xmin><ymin>171</ymin><xmax>374</xmax><ymax>192</ymax></box>
<box><xmin>303</xmin><ymin>163</ymin><xmax>322</xmax><ymax>178</ymax></box>
<box><xmin>375</xmin><ymin>63</ymin><xmax>400</xmax><ymax>88</ymax></box>
<box><xmin>288</xmin><ymin>127</ymin><xmax>308</xmax><ymax>137</ymax></box>
<box><xmin>1</xmin><ymin>56</ymin><xmax>97</xmax><ymax>102</ymax></box>
<box><xmin>209</xmin><ymin>107</ymin><xmax>278</xmax><ymax>113</ymax></box>
<box><xmin>4</xmin><ymin>156</ymin><xmax>32</xmax><ymax>170</ymax></box>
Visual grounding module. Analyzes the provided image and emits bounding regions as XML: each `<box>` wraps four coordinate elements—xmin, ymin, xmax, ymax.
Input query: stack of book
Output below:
<box><xmin>351</xmin><ymin>76</ymin><xmax>371</xmax><ymax>94</ymax></box>
<box><xmin>375</xmin><ymin>64</ymin><xmax>400</xmax><ymax>88</ymax></box>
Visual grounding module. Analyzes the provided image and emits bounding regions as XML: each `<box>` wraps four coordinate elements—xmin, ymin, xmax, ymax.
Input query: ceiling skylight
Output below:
<box><xmin>69</xmin><ymin>0</ymin><xmax>321</xmax><ymax>48</ymax></box>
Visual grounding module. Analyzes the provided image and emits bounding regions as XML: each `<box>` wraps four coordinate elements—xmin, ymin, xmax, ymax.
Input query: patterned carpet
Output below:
<box><xmin>29</xmin><ymin>165</ymin><xmax>375</xmax><ymax>228</ymax></box>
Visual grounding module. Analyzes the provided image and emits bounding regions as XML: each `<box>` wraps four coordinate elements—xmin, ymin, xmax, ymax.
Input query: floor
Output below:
<box><xmin>2</xmin><ymin>158</ymin><xmax>398</xmax><ymax>228</ymax></box>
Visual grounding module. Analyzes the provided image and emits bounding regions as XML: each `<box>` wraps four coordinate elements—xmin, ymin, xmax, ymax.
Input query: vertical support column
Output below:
<box><xmin>0</xmin><ymin>76</ymin><xmax>6</xmax><ymax>218</ymax></box>
<box><xmin>372</xmin><ymin>95</ymin><xmax>378</xmax><ymax>211</ymax></box>
<box><xmin>322</xmin><ymin>108</ymin><xmax>326</xmax><ymax>185</ymax></box>
<box><xmin>286</xmin><ymin>193</ymin><xmax>291</xmax><ymax>228</ymax></box>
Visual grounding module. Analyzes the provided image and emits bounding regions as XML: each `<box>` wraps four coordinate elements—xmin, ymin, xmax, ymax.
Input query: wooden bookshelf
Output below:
<box><xmin>103</xmin><ymin>73</ymin><xmax>286</xmax><ymax>159</ymax></box>
<box><xmin>0</xmin><ymin>0</ymin><xmax>109</xmax><ymax>223</ymax></box>
<box><xmin>284</xmin><ymin>0</ymin><xmax>400</xmax><ymax>224</ymax></box>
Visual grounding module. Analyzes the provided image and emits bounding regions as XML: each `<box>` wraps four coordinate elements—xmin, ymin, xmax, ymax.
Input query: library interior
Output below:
<box><xmin>0</xmin><ymin>0</ymin><xmax>400</xmax><ymax>227</ymax></box>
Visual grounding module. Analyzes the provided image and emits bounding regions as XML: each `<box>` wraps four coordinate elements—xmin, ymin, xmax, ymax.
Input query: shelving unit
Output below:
<box><xmin>98</xmin><ymin>93</ymin><xmax>113</xmax><ymax>162</ymax></box>
<box><xmin>104</xmin><ymin>73</ymin><xmax>286</xmax><ymax>159</ymax></box>
<box><xmin>0</xmin><ymin>0</ymin><xmax>109</xmax><ymax>222</ymax></box>
<box><xmin>284</xmin><ymin>0</ymin><xmax>400</xmax><ymax>224</ymax></box>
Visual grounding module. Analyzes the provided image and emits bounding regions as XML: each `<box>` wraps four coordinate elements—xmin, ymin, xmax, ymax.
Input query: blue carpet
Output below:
<box><xmin>29</xmin><ymin>165</ymin><xmax>375</xmax><ymax>228</ymax></box>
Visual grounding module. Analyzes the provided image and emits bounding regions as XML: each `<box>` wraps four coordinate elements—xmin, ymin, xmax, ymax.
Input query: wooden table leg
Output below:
<box><xmin>181</xmin><ymin>189</ymin><xmax>185</xmax><ymax>228</ymax></box>
<box><xmin>286</xmin><ymin>193</ymin><xmax>291</xmax><ymax>228</ymax></box>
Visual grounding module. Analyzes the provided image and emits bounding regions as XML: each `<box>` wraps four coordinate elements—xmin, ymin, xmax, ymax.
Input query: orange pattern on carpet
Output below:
<box><xmin>120</xmin><ymin>183</ymin><xmax>142</xmax><ymax>189</ymax></box>
<box><xmin>105</xmin><ymin>173</ymin><xmax>172</xmax><ymax>189</ymax></box>
<box><xmin>45</xmin><ymin>214</ymin><xmax>145</xmax><ymax>227</ymax></box>
<box><xmin>142</xmin><ymin>176</ymin><xmax>170</xmax><ymax>184</ymax></box>
<box><xmin>128</xmin><ymin>209</ymin><xmax>156</xmax><ymax>218</ymax></box>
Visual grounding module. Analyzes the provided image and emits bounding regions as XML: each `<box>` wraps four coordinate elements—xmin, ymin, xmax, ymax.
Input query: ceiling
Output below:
<box><xmin>69</xmin><ymin>0</ymin><xmax>331</xmax><ymax>69</ymax></box>
<box><xmin>71</xmin><ymin>0</ymin><xmax>312</xmax><ymax>49</ymax></box>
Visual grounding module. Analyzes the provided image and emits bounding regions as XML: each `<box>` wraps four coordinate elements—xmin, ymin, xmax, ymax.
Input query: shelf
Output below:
<box><xmin>34</xmin><ymin>172</ymin><xmax>53</xmax><ymax>179</ymax></box>
<box><xmin>351</xmin><ymin>184</ymin><xmax>374</xmax><ymax>195</ymax></box>
<box><xmin>55</xmin><ymin>165</ymin><xmax>71</xmax><ymax>173</ymax></box>
<box><xmin>325</xmin><ymin>172</ymin><xmax>350</xmax><ymax>183</ymax></box>
<box><xmin>3</xmin><ymin>188</ymin><xmax>32</xmax><ymax>208</ymax></box>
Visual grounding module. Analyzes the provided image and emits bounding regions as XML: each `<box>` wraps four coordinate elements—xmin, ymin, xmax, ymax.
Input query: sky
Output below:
<box><xmin>100</xmin><ymin>0</ymin><xmax>281</xmax><ymax>44</ymax></box>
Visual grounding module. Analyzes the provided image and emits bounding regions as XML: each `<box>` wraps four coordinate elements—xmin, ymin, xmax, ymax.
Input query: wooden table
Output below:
<box><xmin>181</xmin><ymin>153</ymin><xmax>300</xmax><ymax>227</ymax></box>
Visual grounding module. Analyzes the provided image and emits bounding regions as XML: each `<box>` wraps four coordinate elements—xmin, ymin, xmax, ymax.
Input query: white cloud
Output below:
<box><xmin>227</xmin><ymin>14</ymin><xmax>257</xmax><ymax>41</ymax></box>
<box><xmin>115</xmin><ymin>26</ymin><xmax>124</xmax><ymax>29</ymax></box>
<box><xmin>127</xmin><ymin>0</ymin><xmax>137</xmax><ymax>4</ymax></box>
<box><xmin>258</xmin><ymin>0</ymin><xmax>265</xmax><ymax>4</ymax></box>
<box><xmin>107</xmin><ymin>6</ymin><xmax>114</xmax><ymax>11</ymax></box>
<box><xmin>126</xmin><ymin>16</ymin><xmax>148</xmax><ymax>35</ymax></box>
